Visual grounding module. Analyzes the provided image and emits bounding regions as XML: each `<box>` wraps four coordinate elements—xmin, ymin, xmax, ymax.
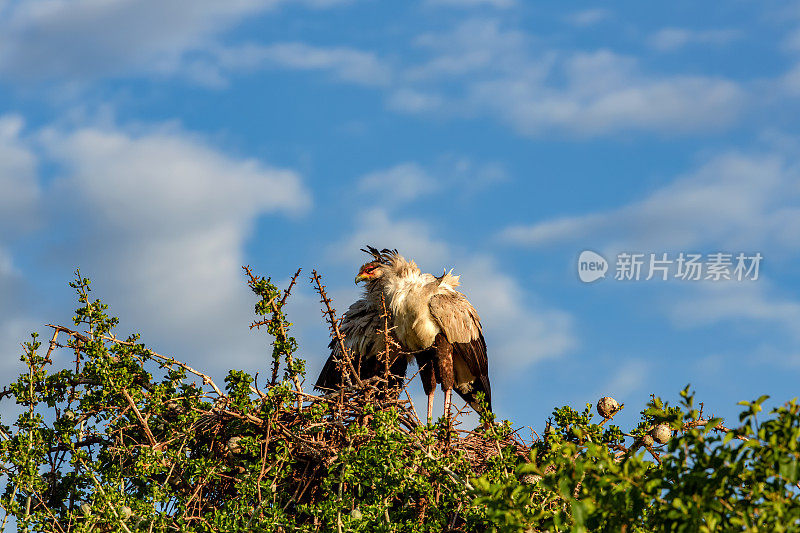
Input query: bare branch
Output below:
<box><xmin>310</xmin><ymin>270</ymin><xmax>363</xmax><ymax>387</ymax></box>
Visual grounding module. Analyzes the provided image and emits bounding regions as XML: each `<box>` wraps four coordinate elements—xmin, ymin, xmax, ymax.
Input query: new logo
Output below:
<box><xmin>578</xmin><ymin>250</ymin><xmax>608</xmax><ymax>283</ymax></box>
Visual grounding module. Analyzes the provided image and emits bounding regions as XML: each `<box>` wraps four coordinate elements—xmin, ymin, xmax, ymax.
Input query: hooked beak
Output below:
<box><xmin>355</xmin><ymin>273</ymin><xmax>369</xmax><ymax>284</ymax></box>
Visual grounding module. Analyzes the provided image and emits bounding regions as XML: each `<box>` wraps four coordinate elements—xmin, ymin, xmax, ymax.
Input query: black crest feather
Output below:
<box><xmin>360</xmin><ymin>245</ymin><xmax>398</xmax><ymax>265</ymax></box>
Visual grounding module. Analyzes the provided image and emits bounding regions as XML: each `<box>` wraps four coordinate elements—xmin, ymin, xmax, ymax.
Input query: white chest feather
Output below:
<box><xmin>386</xmin><ymin>274</ymin><xmax>439</xmax><ymax>350</ymax></box>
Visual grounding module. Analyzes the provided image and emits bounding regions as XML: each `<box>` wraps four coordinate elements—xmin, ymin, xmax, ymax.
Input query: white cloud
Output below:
<box><xmin>32</xmin><ymin>121</ymin><xmax>311</xmax><ymax>376</ymax></box>
<box><xmin>500</xmin><ymin>149</ymin><xmax>800</xmax><ymax>251</ymax></box>
<box><xmin>751</xmin><ymin>345</ymin><xmax>800</xmax><ymax>370</ymax></box>
<box><xmin>777</xmin><ymin>62</ymin><xmax>800</xmax><ymax>97</ymax></box>
<box><xmin>0</xmin><ymin>250</ymin><xmax>37</xmax><ymax>378</ymax></box>
<box><xmin>0</xmin><ymin>317</ymin><xmax>40</xmax><ymax>380</ymax></box>
<box><xmin>42</xmin><ymin>125</ymin><xmax>309</xmax><ymax>232</ymax></box>
<box><xmin>0</xmin><ymin>4</ymin><xmax>756</xmax><ymax>138</ymax></box>
<box><xmin>783</xmin><ymin>25</ymin><xmax>800</xmax><ymax>53</ymax></box>
<box><xmin>358</xmin><ymin>163</ymin><xmax>438</xmax><ymax>204</ymax></box>
<box><xmin>462</xmin><ymin>50</ymin><xmax>744</xmax><ymax>136</ymax></box>
<box><xmin>0</xmin><ymin>317</ymin><xmax>44</xmax><ymax>440</ymax></box>
<box><xmin>501</xmin><ymin>144</ymin><xmax>800</xmax><ymax>341</ymax></box>
<box><xmin>399</xmin><ymin>21</ymin><xmax>745</xmax><ymax>136</ymax></box>
<box><xmin>565</xmin><ymin>9</ymin><xmax>611</xmax><ymax>28</ymax></box>
<box><xmin>356</xmin><ymin>157</ymin><xmax>506</xmax><ymax>206</ymax></box>
<box><xmin>659</xmin><ymin>280</ymin><xmax>800</xmax><ymax>368</ymax></box>
<box><xmin>408</xmin><ymin>19</ymin><xmax>531</xmax><ymax>80</ymax></box>
<box><xmin>387</xmin><ymin>89</ymin><xmax>444</xmax><ymax>113</ymax></box>
<box><xmin>669</xmin><ymin>281</ymin><xmax>800</xmax><ymax>337</ymax></box>
<box><xmin>37</xmin><ymin>12</ymin><xmax>741</xmax><ymax>137</ymax></box>
<box><xmin>445</xmin><ymin>155</ymin><xmax>508</xmax><ymax>191</ymax></box>
<box><xmin>191</xmin><ymin>18</ymin><xmax>745</xmax><ymax>136</ymax></box>
<box><xmin>210</xmin><ymin>42</ymin><xmax>392</xmax><ymax>87</ymax></box>
<box><xmin>0</xmin><ymin>115</ymin><xmax>39</xmax><ymax>237</ymax></box>
<box><xmin>599</xmin><ymin>359</ymin><xmax>651</xmax><ymax>398</ymax></box>
<box><xmin>0</xmin><ymin>0</ymin><xmax>352</xmax><ymax>82</ymax></box>
<box><xmin>332</xmin><ymin>208</ymin><xmax>449</xmax><ymax>266</ymax></box>
<box><xmin>649</xmin><ymin>27</ymin><xmax>742</xmax><ymax>52</ymax></box>
<box><xmin>0</xmin><ymin>114</ymin><xmax>42</xmax><ymax>386</ymax></box>
<box><xmin>0</xmin><ymin>248</ymin><xmax>14</xmax><ymax>278</ymax></box>
<box><xmin>457</xmin><ymin>255</ymin><xmax>576</xmax><ymax>373</ymax></box>
<box><xmin>692</xmin><ymin>352</ymin><xmax>725</xmax><ymax>375</ymax></box>
<box><xmin>425</xmin><ymin>0</ymin><xmax>515</xmax><ymax>9</ymax></box>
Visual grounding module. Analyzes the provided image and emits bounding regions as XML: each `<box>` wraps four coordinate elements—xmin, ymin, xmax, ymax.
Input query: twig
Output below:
<box><xmin>281</xmin><ymin>268</ymin><xmax>303</xmax><ymax>306</ymax></box>
<box><xmin>270</xmin><ymin>297</ymin><xmax>304</xmax><ymax>399</ymax></box>
<box><xmin>310</xmin><ymin>270</ymin><xmax>363</xmax><ymax>387</ymax></box>
<box><xmin>1</xmin><ymin>485</ymin><xmax>18</xmax><ymax>532</ymax></box>
<box><xmin>412</xmin><ymin>442</ymin><xmax>474</xmax><ymax>491</ymax></box>
<box><xmin>120</xmin><ymin>389</ymin><xmax>160</xmax><ymax>450</ymax></box>
<box><xmin>380</xmin><ymin>294</ymin><xmax>391</xmax><ymax>384</ymax></box>
<box><xmin>405</xmin><ymin>388</ymin><xmax>422</xmax><ymax>427</ymax></box>
<box><xmin>46</xmin><ymin>325</ymin><xmax>224</xmax><ymax>397</ymax></box>
<box><xmin>682</xmin><ymin>418</ymin><xmax>751</xmax><ymax>442</ymax></box>
<box><xmin>44</xmin><ymin>327</ymin><xmax>60</xmax><ymax>364</ymax></box>
<box><xmin>75</xmin><ymin>456</ymin><xmax>133</xmax><ymax>533</ymax></box>
<box><xmin>248</xmin><ymin>295</ymin><xmax>279</xmax><ymax>330</ymax></box>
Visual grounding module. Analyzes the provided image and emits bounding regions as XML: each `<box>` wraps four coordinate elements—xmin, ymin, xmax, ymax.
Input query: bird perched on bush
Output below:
<box><xmin>316</xmin><ymin>246</ymin><xmax>491</xmax><ymax>424</ymax></box>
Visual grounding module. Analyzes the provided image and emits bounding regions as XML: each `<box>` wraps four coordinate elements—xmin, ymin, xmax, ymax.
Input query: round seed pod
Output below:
<box><xmin>641</xmin><ymin>434</ymin><xmax>655</xmax><ymax>448</ymax></box>
<box><xmin>80</xmin><ymin>503</ymin><xmax>92</xmax><ymax>516</ymax></box>
<box><xmin>597</xmin><ymin>397</ymin><xmax>619</xmax><ymax>418</ymax></box>
<box><xmin>350</xmin><ymin>508</ymin><xmax>363</xmax><ymax>520</ymax></box>
<box><xmin>650</xmin><ymin>424</ymin><xmax>671</xmax><ymax>444</ymax></box>
<box><xmin>226</xmin><ymin>436</ymin><xmax>243</xmax><ymax>454</ymax></box>
<box><xmin>119</xmin><ymin>506</ymin><xmax>132</xmax><ymax>520</ymax></box>
<box><xmin>520</xmin><ymin>474</ymin><xmax>541</xmax><ymax>485</ymax></box>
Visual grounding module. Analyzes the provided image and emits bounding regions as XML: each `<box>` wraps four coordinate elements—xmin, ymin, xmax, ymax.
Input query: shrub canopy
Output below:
<box><xmin>1</xmin><ymin>269</ymin><xmax>799</xmax><ymax>532</ymax></box>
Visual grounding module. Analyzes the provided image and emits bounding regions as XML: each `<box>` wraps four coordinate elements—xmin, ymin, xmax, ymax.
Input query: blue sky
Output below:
<box><xmin>1</xmin><ymin>0</ymin><xmax>800</xmax><ymax>434</ymax></box>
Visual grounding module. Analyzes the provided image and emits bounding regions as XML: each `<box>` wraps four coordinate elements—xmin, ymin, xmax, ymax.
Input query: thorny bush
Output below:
<box><xmin>0</xmin><ymin>269</ymin><xmax>799</xmax><ymax>532</ymax></box>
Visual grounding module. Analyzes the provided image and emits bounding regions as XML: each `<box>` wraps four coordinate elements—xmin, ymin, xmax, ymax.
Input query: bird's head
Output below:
<box><xmin>355</xmin><ymin>261</ymin><xmax>385</xmax><ymax>284</ymax></box>
<box><xmin>355</xmin><ymin>246</ymin><xmax>400</xmax><ymax>284</ymax></box>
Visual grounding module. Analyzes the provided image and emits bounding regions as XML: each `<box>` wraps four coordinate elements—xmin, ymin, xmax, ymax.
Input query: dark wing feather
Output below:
<box><xmin>428</xmin><ymin>292</ymin><xmax>491</xmax><ymax>411</ymax></box>
<box><xmin>450</xmin><ymin>333</ymin><xmax>491</xmax><ymax>411</ymax></box>
<box><xmin>315</xmin><ymin>297</ymin><xmax>407</xmax><ymax>392</ymax></box>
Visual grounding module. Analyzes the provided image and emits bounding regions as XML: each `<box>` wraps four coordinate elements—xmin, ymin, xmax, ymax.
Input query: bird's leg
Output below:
<box><xmin>417</xmin><ymin>349</ymin><xmax>437</xmax><ymax>425</ymax></box>
<box><xmin>443</xmin><ymin>388</ymin><xmax>453</xmax><ymax>443</ymax></box>
<box><xmin>434</xmin><ymin>333</ymin><xmax>454</xmax><ymax>429</ymax></box>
